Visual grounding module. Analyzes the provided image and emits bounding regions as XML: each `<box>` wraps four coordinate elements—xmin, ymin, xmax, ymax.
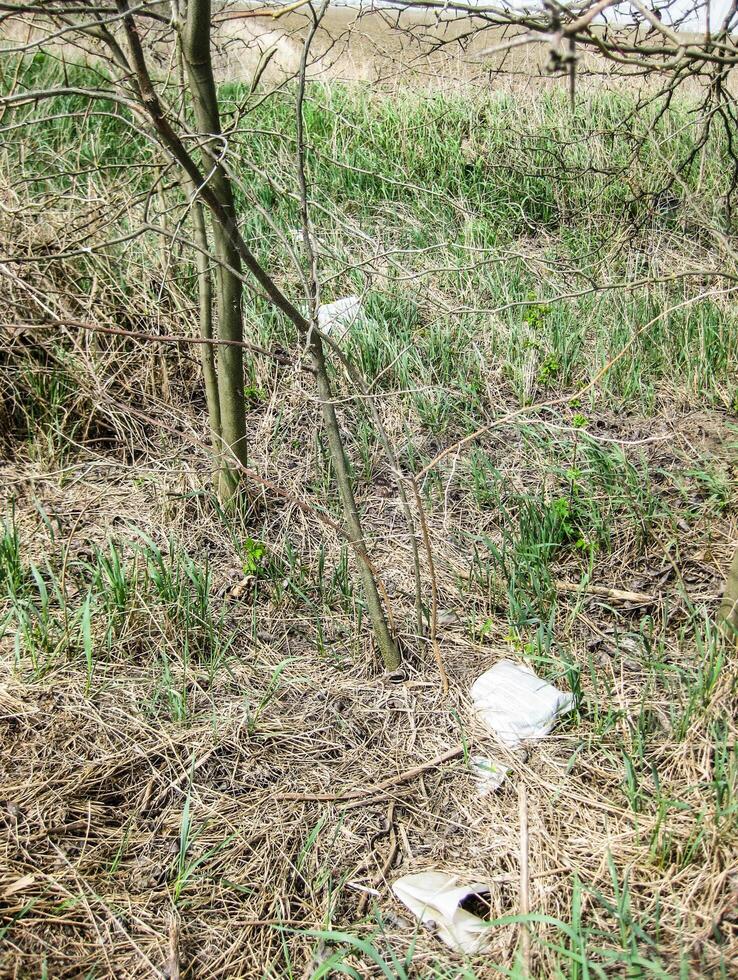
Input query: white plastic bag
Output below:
<box><xmin>470</xmin><ymin>754</ymin><xmax>510</xmax><ymax>795</ymax></box>
<box><xmin>471</xmin><ymin>659</ymin><xmax>574</xmax><ymax>749</ymax></box>
<box><xmin>392</xmin><ymin>871</ymin><xmax>492</xmax><ymax>954</ymax></box>
<box><xmin>317</xmin><ymin>295</ymin><xmax>362</xmax><ymax>337</ymax></box>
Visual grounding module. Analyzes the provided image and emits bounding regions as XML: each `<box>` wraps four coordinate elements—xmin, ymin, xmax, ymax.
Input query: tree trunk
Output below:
<box><xmin>182</xmin><ymin>0</ymin><xmax>247</xmax><ymax>501</ymax></box>
<box><xmin>292</xmin><ymin>5</ymin><xmax>400</xmax><ymax>672</ymax></box>
<box><xmin>190</xmin><ymin>194</ymin><xmax>222</xmax><ymax>452</ymax></box>
<box><xmin>310</xmin><ymin>336</ymin><xmax>401</xmax><ymax>671</ymax></box>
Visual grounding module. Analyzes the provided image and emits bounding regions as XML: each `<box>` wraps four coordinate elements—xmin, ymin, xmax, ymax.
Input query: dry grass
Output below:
<box><xmin>2</xmin><ymin>298</ymin><xmax>737</xmax><ymax>976</ymax></box>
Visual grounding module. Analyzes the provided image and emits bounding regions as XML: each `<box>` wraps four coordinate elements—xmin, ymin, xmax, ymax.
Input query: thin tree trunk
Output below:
<box><xmin>324</xmin><ymin>334</ymin><xmax>427</xmax><ymax>645</ymax></box>
<box><xmin>182</xmin><ymin>0</ymin><xmax>247</xmax><ymax>501</ymax></box>
<box><xmin>174</xmin><ymin>29</ymin><xmax>222</xmax><ymax>471</ymax></box>
<box><xmin>293</xmin><ymin>3</ymin><xmax>400</xmax><ymax>672</ymax></box>
<box><xmin>310</xmin><ymin>335</ymin><xmax>401</xmax><ymax>671</ymax></box>
<box><xmin>190</xmin><ymin>194</ymin><xmax>222</xmax><ymax>451</ymax></box>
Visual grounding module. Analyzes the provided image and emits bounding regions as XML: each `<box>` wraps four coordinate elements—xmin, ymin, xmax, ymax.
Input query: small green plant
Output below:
<box><xmin>538</xmin><ymin>352</ymin><xmax>561</xmax><ymax>385</ymax></box>
<box><xmin>79</xmin><ymin>592</ymin><xmax>94</xmax><ymax>694</ymax></box>
<box><xmin>241</xmin><ymin>537</ymin><xmax>267</xmax><ymax>576</ymax></box>
<box><xmin>0</xmin><ymin>511</ymin><xmax>24</xmax><ymax>599</ymax></box>
<box><xmin>243</xmin><ymin>383</ymin><xmax>266</xmax><ymax>406</ymax></box>
<box><xmin>245</xmin><ymin>657</ymin><xmax>293</xmax><ymax>735</ymax></box>
<box><xmin>524</xmin><ymin>293</ymin><xmax>551</xmax><ymax>330</ymax></box>
<box><xmin>473</xmin><ymin>615</ymin><xmax>495</xmax><ymax>643</ymax></box>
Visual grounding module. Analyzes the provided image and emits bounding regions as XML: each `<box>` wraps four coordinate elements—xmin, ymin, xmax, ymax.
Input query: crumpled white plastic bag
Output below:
<box><xmin>317</xmin><ymin>295</ymin><xmax>362</xmax><ymax>337</ymax></box>
<box><xmin>392</xmin><ymin>871</ymin><xmax>492</xmax><ymax>954</ymax></box>
<box><xmin>471</xmin><ymin>659</ymin><xmax>575</xmax><ymax>749</ymax></box>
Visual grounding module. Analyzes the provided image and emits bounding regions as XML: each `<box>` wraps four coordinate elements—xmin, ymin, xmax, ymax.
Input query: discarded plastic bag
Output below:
<box><xmin>470</xmin><ymin>754</ymin><xmax>510</xmax><ymax>795</ymax></box>
<box><xmin>392</xmin><ymin>871</ymin><xmax>492</xmax><ymax>954</ymax></box>
<box><xmin>317</xmin><ymin>295</ymin><xmax>362</xmax><ymax>337</ymax></box>
<box><xmin>471</xmin><ymin>659</ymin><xmax>575</xmax><ymax>749</ymax></box>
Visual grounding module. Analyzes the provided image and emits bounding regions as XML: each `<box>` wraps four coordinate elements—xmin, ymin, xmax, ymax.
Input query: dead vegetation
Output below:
<box><xmin>1</xmin><ymin>456</ymin><xmax>735</xmax><ymax>978</ymax></box>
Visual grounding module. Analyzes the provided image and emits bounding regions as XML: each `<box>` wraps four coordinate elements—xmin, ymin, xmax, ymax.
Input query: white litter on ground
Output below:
<box><xmin>471</xmin><ymin>658</ymin><xmax>575</xmax><ymax>749</ymax></box>
<box><xmin>392</xmin><ymin>871</ymin><xmax>492</xmax><ymax>955</ymax></box>
<box><xmin>317</xmin><ymin>295</ymin><xmax>362</xmax><ymax>337</ymax></box>
<box><xmin>470</xmin><ymin>754</ymin><xmax>510</xmax><ymax>795</ymax></box>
